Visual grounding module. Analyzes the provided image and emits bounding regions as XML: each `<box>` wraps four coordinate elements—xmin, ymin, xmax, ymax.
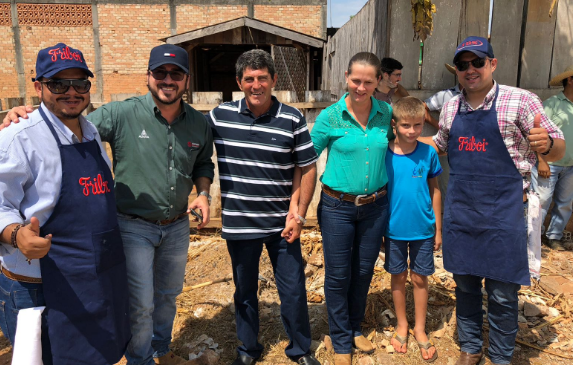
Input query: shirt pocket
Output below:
<box><xmin>330</xmin><ymin>130</ymin><xmax>358</xmax><ymax>155</ymax></box>
<box><xmin>174</xmin><ymin>141</ymin><xmax>201</xmax><ymax>176</ymax></box>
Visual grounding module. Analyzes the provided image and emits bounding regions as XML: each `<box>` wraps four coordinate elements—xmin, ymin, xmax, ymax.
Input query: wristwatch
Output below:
<box><xmin>297</xmin><ymin>215</ymin><xmax>307</xmax><ymax>225</ymax></box>
<box><xmin>198</xmin><ymin>191</ymin><xmax>212</xmax><ymax>205</ymax></box>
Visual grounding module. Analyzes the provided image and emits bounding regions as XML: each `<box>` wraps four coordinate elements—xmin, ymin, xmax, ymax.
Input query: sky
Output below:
<box><xmin>328</xmin><ymin>0</ymin><xmax>493</xmax><ymax>34</ymax></box>
<box><xmin>328</xmin><ymin>0</ymin><xmax>368</xmax><ymax>28</ymax></box>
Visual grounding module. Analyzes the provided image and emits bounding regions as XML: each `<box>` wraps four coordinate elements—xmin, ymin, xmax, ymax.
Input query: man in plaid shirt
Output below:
<box><xmin>424</xmin><ymin>36</ymin><xmax>564</xmax><ymax>365</ymax></box>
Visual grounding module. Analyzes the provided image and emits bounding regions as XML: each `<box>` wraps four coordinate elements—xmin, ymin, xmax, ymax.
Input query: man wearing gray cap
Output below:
<box><xmin>2</xmin><ymin>44</ymin><xmax>217</xmax><ymax>365</ymax></box>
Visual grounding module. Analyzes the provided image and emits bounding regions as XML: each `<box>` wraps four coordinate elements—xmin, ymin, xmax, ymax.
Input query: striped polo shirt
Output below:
<box><xmin>207</xmin><ymin>96</ymin><xmax>318</xmax><ymax>240</ymax></box>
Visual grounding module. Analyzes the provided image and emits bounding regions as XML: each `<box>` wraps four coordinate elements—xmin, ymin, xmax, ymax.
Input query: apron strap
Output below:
<box><xmin>38</xmin><ymin>106</ymin><xmax>63</xmax><ymax>148</ymax></box>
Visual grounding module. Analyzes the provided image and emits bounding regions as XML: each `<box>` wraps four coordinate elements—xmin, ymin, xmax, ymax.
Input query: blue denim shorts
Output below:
<box><xmin>384</xmin><ymin>237</ymin><xmax>435</xmax><ymax>276</ymax></box>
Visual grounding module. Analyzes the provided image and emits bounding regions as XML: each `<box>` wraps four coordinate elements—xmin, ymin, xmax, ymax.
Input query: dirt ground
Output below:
<box><xmin>1</xmin><ymin>228</ymin><xmax>572</xmax><ymax>365</ymax></box>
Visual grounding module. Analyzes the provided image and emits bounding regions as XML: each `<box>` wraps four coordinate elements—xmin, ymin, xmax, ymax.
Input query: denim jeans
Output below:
<box><xmin>0</xmin><ymin>270</ymin><xmax>45</xmax><ymax>345</ymax></box>
<box><xmin>454</xmin><ymin>275</ymin><xmax>520</xmax><ymax>364</ymax></box>
<box><xmin>452</xmin><ymin>201</ymin><xmax>527</xmax><ymax>364</ymax></box>
<box><xmin>226</xmin><ymin>234</ymin><xmax>311</xmax><ymax>360</ymax></box>
<box><xmin>118</xmin><ymin>214</ymin><xmax>190</xmax><ymax>365</ymax></box>
<box><xmin>317</xmin><ymin>191</ymin><xmax>389</xmax><ymax>354</ymax></box>
<box><xmin>531</xmin><ymin>164</ymin><xmax>573</xmax><ymax>240</ymax></box>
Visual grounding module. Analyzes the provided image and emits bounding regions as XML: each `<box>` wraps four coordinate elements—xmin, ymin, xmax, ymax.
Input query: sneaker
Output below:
<box><xmin>547</xmin><ymin>239</ymin><xmax>565</xmax><ymax>251</ymax></box>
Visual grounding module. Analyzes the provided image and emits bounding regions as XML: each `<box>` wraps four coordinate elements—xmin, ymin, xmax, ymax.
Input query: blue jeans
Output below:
<box><xmin>226</xmin><ymin>234</ymin><xmax>311</xmax><ymax>360</ymax></box>
<box><xmin>0</xmin><ymin>270</ymin><xmax>45</xmax><ymax>345</ymax></box>
<box><xmin>317</xmin><ymin>191</ymin><xmax>389</xmax><ymax>354</ymax></box>
<box><xmin>531</xmin><ymin>164</ymin><xmax>573</xmax><ymax>240</ymax></box>
<box><xmin>454</xmin><ymin>275</ymin><xmax>520</xmax><ymax>364</ymax></box>
<box><xmin>118</xmin><ymin>214</ymin><xmax>190</xmax><ymax>365</ymax></box>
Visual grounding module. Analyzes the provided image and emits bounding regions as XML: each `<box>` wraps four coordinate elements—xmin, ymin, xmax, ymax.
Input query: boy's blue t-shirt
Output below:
<box><xmin>385</xmin><ymin>141</ymin><xmax>443</xmax><ymax>240</ymax></box>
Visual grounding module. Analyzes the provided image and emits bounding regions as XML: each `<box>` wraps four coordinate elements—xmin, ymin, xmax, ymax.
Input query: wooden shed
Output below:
<box><xmin>162</xmin><ymin>16</ymin><xmax>325</xmax><ymax>103</ymax></box>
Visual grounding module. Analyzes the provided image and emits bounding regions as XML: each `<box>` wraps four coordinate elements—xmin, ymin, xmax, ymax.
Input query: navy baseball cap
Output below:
<box><xmin>148</xmin><ymin>44</ymin><xmax>189</xmax><ymax>73</ymax></box>
<box><xmin>33</xmin><ymin>43</ymin><xmax>93</xmax><ymax>81</ymax></box>
<box><xmin>453</xmin><ymin>36</ymin><xmax>495</xmax><ymax>63</ymax></box>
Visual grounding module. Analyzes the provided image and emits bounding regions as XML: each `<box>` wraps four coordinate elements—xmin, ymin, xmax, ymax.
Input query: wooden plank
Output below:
<box><xmin>244</xmin><ymin>18</ymin><xmax>324</xmax><ymax>48</ymax></box>
<box><xmin>550</xmin><ymin>0</ymin><xmax>573</xmax><ymax>85</ymax></box>
<box><xmin>388</xmin><ymin>0</ymin><xmax>421</xmax><ymax>90</ymax></box>
<box><xmin>165</xmin><ymin>18</ymin><xmax>245</xmax><ymax>45</ymax></box>
<box><xmin>458</xmin><ymin>0</ymin><xmax>490</xmax><ymax>40</ymax></box>
<box><xmin>191</xmin><ymin>92</ymin><xmax>222</xmax><ymax>105</ymax></box>
<box><xmin>490</xmin><ymin>0</ymin><xmax>525</xmax><ymax>86</ymax></box>
<box><xmin>421</xmin><ymin>0</ymin><xmax>462</xmax><ymax>90</ymax></box>
<box><xmin>520</xmin><ymin>0</ymin><xmax>558</xmax><ymax>88</ymax></box>
<box><xmin>7</xmin><ymin>98</ymin><xmax>24</xmax><ymax>109</ymax></box>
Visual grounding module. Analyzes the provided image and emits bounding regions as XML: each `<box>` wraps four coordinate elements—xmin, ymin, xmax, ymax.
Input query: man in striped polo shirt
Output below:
<box><xmin>206</xmin><ymin>49</ymin><xmax>320</xmax><ymax>365</ymax></box>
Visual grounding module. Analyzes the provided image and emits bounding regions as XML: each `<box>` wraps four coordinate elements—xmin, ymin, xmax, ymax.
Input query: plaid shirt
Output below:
<box><xmin>432</xmin><ymin>81</ymin><xmax>564</xmax><ymax>189</ymax></box>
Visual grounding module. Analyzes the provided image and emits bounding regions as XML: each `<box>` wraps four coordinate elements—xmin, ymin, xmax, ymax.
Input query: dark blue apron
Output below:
<box><xmin>442</xmin><ymin>85</ymin><xmax>530</xmax><ymax>286</ymax></box>
<box><xmin>38</xmin><ymin>107</ymin><xmax>131</xmax><ymax>365</ymax></box>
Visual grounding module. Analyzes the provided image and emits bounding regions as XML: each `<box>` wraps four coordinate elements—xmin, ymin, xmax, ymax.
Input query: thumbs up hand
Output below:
<box><xmin>16</xmin><ymin>217</ymin><xmax>52</xmax><ymax>260</ymax></box>
<box><xmin>528</xmin><ymin>113</ymin><xmax>550</xmax><ymax>153</ymax></box>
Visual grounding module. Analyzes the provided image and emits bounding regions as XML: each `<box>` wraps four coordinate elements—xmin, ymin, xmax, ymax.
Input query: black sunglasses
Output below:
<box><xmin>41</xmin><ymin>79</ymin><xmax>91</xmax><ymax>94</ymax></box>
<box><xmin>149</xmin><ymin>69</ymin><xmax>187</xmax><ymax>82</ymax></box>
<box><xmin>454</xmin><ymin>57</ymin><xmax>488</xmax><ymax>72</ymax></box>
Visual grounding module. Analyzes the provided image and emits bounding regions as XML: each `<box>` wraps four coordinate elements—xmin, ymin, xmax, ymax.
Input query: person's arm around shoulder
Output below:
<box><xmin>309</xmin><ymin>108</ymin><xmax>332</xmax><ymax>157</ymax></box>
<box><xmin>0</xmin><ymin>106</ymin><xmax>34</xmax><ymax>131</ymax></box>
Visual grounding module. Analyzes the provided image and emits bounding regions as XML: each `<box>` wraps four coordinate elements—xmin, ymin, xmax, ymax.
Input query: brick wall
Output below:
<box><xmin>254</xmin><ymin>5</ymin><xmax>323</xmax><ymax>38</ymax></box>
<box><xmin>176</xmin><ymin>5</ymin><xmax>247</xmax><ymax>33</ymax></box>
<box><xmin>98</xmin><ymin>3</ymin><xmax>171</xmax><ymax>102</ymax></box>
<box><xmin>0</xmin><ymin>1</ymin><xmax>325</xmax><ymax>106</ymax></box>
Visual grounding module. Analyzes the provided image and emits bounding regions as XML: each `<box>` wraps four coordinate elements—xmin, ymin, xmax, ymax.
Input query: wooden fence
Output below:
<box><xmin>322</xmin><ymin>0</ymin><xmax>573</xmax><ymax>94</ymax></box>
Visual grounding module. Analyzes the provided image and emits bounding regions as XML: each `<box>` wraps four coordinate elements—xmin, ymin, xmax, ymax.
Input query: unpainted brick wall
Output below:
<box><xmin>254</xmin><ymin>5</ymin><xmax>323</xmax><ymax>38</ymax></box>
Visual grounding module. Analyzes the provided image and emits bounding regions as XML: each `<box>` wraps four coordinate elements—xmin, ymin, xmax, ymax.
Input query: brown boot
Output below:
<box><xmin>188</xmin><ymin>350</ymin><xmax>220</xmax><ymax>365</ymax></box>
<box><xmin>154</xmin><ymin>351</ymin><xmax>187</xmax><ymax>365</ymax></box>
<box><xmin>454</xmin><ymin>351</ymin><xmax>484</xmax><ymax>365</ymax></box>
<box><xmin>353</xmin><ymin>335</ymin><xmax>375</xmax><ymax>353</ymax></box>
<box><xmin>334</xmin><ymin>353</ymin><xmax>351</xmax><ymax>365</ymax></box>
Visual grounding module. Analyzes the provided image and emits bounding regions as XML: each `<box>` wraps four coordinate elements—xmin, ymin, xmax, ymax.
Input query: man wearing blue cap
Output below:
<box><xmin>422</xmin><ymin>36</ymin><xmax>565</xmax><ymax>365</ymax></box>
<box><xmin>2</xmin><ymin>44</ymin><xmax>217</xmax><ymax>365</ymax></box>
<box><xmin>0</xmin><ymin>43</ymin><xmax>131</xmax><ymax>364</ymax></box>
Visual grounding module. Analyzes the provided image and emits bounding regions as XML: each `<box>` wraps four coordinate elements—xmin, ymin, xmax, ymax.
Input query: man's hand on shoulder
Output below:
<box><xmin>0</xmin><ymin>105</ymin><xmax>33</xmax><ymax>131</ymax></box>
<box><xmin>17</xmin><ymin>217</ymin><xmax>52</xmax><ymax>259</ymax></box>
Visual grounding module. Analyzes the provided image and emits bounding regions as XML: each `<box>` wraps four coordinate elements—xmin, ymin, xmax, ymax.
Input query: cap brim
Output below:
<box><xmin>445</xmin><ymin>63</ymin><xmax>456</xmax><ymax>75</ymax></box>
<box><xmin>39</xmin><ymin>66</ymin><xmax>94</xmax><ymax>80</ymax></box>
<box><xmin>149</xmin><ymin>61</ymin><xmax>189</xmax><ymax>74</ymax></box>
<box><xmin>549</xmin><ymin>71</ymin><xmax>573</xmax><ymax>86</ymax></box>
<box><xmin>453</xmin><ymin>50</ymin><xmax>488</xmax><ymax>63</ymax></box>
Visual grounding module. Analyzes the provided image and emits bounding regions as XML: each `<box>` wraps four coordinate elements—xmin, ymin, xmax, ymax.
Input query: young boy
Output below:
<box><xmin>385</xmin><ymin>96</ymin><xmax>442</xmax><ymax>362</ymax></box>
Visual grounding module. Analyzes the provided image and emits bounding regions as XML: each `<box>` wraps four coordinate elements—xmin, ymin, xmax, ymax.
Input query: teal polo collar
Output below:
<box><xmin>339</xmin><ymin>92</ymin><xmax>385</xmax><ymax>122</ymax></box>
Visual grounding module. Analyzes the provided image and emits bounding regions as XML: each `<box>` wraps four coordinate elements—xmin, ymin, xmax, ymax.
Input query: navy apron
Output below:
<box><xmin>442</xmin><ymin>85</ymin><xmax>530</xmax><ymax>286</ymax></box>
<box><xmin>38</xmin><ymin>107</ymin><xmax>131</xmax><ymax>365</ymax></box>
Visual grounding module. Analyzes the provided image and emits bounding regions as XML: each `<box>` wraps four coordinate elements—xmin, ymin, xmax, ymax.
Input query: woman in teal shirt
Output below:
<box><xmin>310</xmin><ymin>52</ymin><xmax>392</xmax><ymax>365</ymax></box>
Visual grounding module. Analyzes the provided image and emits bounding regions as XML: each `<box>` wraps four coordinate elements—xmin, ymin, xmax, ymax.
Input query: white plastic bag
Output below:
<box><xmin>527</xmin><ymin>192</ymin><xmax>542</xmax><ymax>280</ymax></box>
<box><xmin>11</xmin><ymin>306</ymin><xmax>45</xmax><ymax>365</ymax></box>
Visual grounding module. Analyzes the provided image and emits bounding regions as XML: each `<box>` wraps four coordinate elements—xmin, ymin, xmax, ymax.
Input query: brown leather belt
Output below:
<box><xmin>1</xmin><ymin>265</ymin><xmax>42</xmax><ymax>284</ymax></box>
<box><xmin>122</xmin><ymin>212</ymin><xmax>188</xmax><ymax>226</ymax></box>
<box><xmin>323</xmin><ymin>185</ymin><xmax>387</xmax><ymax>206</ymax></box>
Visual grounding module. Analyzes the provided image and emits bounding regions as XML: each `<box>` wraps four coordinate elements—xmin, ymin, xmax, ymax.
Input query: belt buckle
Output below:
<box><xmin>354</xmin><ymin>194</ymin><xmax>368</xmax><ymax>206</ymax></box>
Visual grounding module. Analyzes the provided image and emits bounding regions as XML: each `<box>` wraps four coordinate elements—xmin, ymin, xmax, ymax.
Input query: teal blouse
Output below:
<box><xmin>310</xmin><ymin>93</ymin><xmax>393</xmax><ymax>195</ymax></box>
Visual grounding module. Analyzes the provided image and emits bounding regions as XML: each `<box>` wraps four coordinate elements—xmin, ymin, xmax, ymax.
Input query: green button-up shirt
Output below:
<box><xmin>310</xmin><ymin>94</ymin><xmax>393</xmax><ymax>195</ymax></box>
<box><xmin>88</xmin><ymin>92</ymin><xmax>214</xmax><ymax>221</ymax></box>
<box><xmin>544</xmin><ymin>92</ymin><xmax>573</xmax><ymax>166</ymax></box>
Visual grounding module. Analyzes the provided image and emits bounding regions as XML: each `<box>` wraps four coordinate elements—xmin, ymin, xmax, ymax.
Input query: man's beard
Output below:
<box><xmin>148</xmin><ymin>83</ymin><xmax>185</xmax><ymax>106</ymax></box>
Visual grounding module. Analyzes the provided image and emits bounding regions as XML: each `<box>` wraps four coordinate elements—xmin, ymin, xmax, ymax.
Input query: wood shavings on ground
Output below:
<box><xmin>0</xmin><ymin>229</ymin><xmax>572</xmax><ymax>365</ymax></box>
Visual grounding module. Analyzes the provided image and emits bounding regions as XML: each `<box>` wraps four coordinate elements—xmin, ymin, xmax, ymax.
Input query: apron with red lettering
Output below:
<box><xmin>442</xmin><ymin>85</ymin><xmax>530</xmax><ymax>285</ymax></box>
<box><xmin>38</xmin><ymin>107</ymin><xmax>131</xmax><ymax>364</ymax></box>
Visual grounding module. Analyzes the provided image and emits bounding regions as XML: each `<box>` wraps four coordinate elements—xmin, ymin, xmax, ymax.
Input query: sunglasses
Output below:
<box><xmin>149</xmin><ymin>69</ymin><xmax>187</xmax><ymax>82</ymax></box>
<box><xmin>454</xmin><ymin>57</ymin><xmax>488</xmax><ymax>72</ymax></box>
<box><xmin>41</xmin><ymin>79</ymin><xmax>91</xmax><ymax>94</ymax></box>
